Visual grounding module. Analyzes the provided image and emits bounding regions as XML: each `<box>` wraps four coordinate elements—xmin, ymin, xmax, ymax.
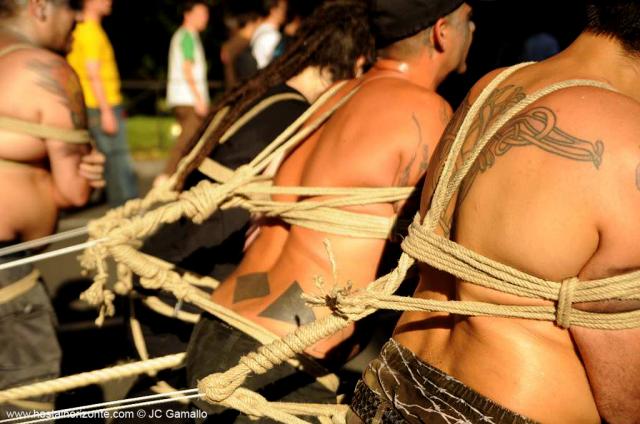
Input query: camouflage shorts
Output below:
<box><xmin>0</xmin><ymin>250</ymin><xmax>61</xmax><ymax>418</ymax></box>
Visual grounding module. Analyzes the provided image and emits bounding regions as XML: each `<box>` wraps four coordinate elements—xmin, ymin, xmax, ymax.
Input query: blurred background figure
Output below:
<box><xmin>220</xmin><ymin>0</ymin><xmax>263</xmax><ymax>88</ymax></box>
<box><xmin>252</xmin><ymin>0</ymin><xmax>287</xmax><ymax>69</ymax></box>
<box><xmin>67</xmin><ymin>0</ymin><xmax>138</xmax><ymax>206</ymax></box>
<box><xmin>273</xmin><ymin>0</ymin><xmax>322</xmax><ymax>58</ymax></box>
<box><xmin>163</xmin><ymin>0</ymin><xmax>211</xmax><ymax>178</ymax></box>
<box><xmin>521</xmin><ymin>32</ymin><xmax>560</xmax><ymax>61</ymax></box>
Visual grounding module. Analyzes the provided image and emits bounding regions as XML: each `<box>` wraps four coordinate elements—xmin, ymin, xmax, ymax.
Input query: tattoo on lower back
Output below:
<box><xmin>258</xmin><ymin>281</ymin><xmax>316</xmax><ymax>326</ymax></box>
<box><xmin>27</xmin><ymin>58</ymin><xmax>86</xmax><ymax>129</ymax></box>
<box><xmin>233</xmin><ymin>273</ymin><xmax>271</xmax><ymax>303</ymax></box>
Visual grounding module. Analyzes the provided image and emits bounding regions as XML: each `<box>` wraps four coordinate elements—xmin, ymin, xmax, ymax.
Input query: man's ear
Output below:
<box><xmin>354</xmin><ymin>56</ymin><xmax>366</xmax><ymax>77</ymax></box>
<box><xmin>432</xmin><ymin>17</ymin><xmax>449</xmax><ymax>53</ymax></box>
<box><xmin>30</xmin><ymin>0</ymin><xmax>48</xmax><ymax>20</ymax></box>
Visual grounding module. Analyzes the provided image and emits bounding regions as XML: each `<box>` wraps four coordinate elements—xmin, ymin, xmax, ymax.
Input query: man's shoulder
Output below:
<box><xmin>0</xmin><ymin>46</ymin><xmax>74</xmax><ymax>79</ymax></box>
<box><xmin>357</xmin><ymin>78</ymin><xmax>444</xmax><ymax>110</ymax></box>
<box><xmin>346</xmin><ymin>77</ymin><xmax>449</xmax><ymax>124</ymax></box>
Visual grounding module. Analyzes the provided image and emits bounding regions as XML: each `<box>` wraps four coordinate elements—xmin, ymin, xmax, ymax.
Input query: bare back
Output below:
<box><xmin>213</xmin><ymin>69</ymin><xmax>452</xmax><ymax>361</ymax></box>
<box><xmin>396</xmin><ymin>52</ymin><xmax>640</xmax><ymax>422</ymax></box>
<box><xmin>0</xmin><ymin>40</ymin><xmax>90</xmax><ymax>241</ymax></box>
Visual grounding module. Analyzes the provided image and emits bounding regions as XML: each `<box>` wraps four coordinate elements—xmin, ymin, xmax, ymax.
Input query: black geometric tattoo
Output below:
<box><xmin>233</xmin><ymin>273</ymin><xmax>271</xmax><ymax>303</ymax></box>
<box><xmin>258</xmin><ymin>281</ymin><xmax>316</xmax><ymax>326</ymax></box>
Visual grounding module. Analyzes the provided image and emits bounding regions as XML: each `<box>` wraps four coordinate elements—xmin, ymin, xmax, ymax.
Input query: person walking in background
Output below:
<box><xmin>252</xmin><ymin>0</ymin><xmax>287</xmax><ymax>69</ymax></box>
<box><xmin>162</xmin><ymin>0</ymin><xmax>210</xmax><ymax>179</ymax></box>
<box><xmin>221</xmin><ymin>0</ymin><xmax>263</xmax><ymax>88</ymax></box>
<box><xmin>68</xmin><ymin>0</ymin><xmax>138</xmax><ymax>206</ymax></box>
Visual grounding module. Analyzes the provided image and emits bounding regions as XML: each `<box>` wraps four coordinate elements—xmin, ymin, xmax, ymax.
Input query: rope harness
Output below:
<box><xmin>4</xmin><ymin>63</ymin><xmax>638</xmax><ymax>423</ymax></box>
<box><xmin>0</xmin><ymin>44</ymin><xmax>92</xmax><ymax>157</ymax></box>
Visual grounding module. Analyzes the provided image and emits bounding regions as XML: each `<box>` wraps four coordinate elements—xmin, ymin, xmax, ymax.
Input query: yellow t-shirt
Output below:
<box><xmin>67</xmin><ymin>20</ymin><xmax>122</xmax><ymax>108</ymax></box>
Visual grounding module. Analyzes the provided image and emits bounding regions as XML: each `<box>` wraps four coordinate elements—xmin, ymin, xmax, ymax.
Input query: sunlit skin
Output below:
<box><xmin>212</xmin><ymin>4</ymin><xmax>475</xmax><ymax>364</ymax></box>
<box><xmin>395</xmin><ymin>32</ymin><xmax>640</xmax><ymax>423</ymax></box>
<box><xmin>0</xmin><ymin>0</ymin><xmax>104</xmax><ymax>242</ymax></box>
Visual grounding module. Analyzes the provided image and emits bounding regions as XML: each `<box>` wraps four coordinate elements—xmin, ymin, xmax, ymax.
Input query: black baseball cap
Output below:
<box><xmin>370</xmin><ymin>0</ymin><xmax>466</xmax><ymax>47</ymax></box>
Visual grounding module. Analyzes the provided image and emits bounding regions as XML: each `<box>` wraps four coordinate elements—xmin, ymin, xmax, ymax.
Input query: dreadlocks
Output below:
<box><xmin>175</xmin><ymin>0</ymin><xmax>375</xmax><ymax>189</ymax></box>
<box><xmin>0</xmin><ymin>0</ymin><xmax>25</xmax><ymax>18</ymax></box>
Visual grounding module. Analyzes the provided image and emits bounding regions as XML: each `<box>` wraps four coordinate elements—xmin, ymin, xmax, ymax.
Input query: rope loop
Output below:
<box><xmin>198</xmin><ymin>373</ymin><xmax>238</xmax><ymax>403</ymax></box>
<box><xmin>556</xmin><ymin>277</ymin><xmax>578</xmax><ymax>328</ymax></box>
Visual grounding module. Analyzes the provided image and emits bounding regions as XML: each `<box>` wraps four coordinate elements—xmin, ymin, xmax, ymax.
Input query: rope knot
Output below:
<box><xmin>198</xmin><ymin>373</ymin><xmax>236</xmax><ymax>403</ymax></box>
<box><xmin>556</xmin><ymin>277</ymin><xmax>579</xmax><ymax>329</ymax></box>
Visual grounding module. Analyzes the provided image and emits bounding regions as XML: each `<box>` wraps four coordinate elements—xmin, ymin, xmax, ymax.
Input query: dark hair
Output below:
<box><xmin>261</xmin><ymin>0</ymin><xmax>283</xmax><ymax>14</ymax></box>
<box><xmin>223</xmin><ymin>0</ymin><xmax>263</xmax><ymax>30</ymax></box>
<box><xmin>183</xmin><ymin>0</ymin><xmax>208</xmax><ymax>15</ymax></box>
<box><xmin>586</xmin><ymin>0</ymin><xmax>640</xmax><ymax>54</ymax></box>
<box><xmin>285</xmin><ymin>0</ymin><xmax>323</xmax><ymax>25</ymax></box>
<box><xmin>0</xmin><ymin>0</ymin><xmax>23</xmax><ymax>18</ymax></box>
<box><xmin>176</xmin><ymin>0</ymin><xmax>375</xmax><ymax>188</ymax></box>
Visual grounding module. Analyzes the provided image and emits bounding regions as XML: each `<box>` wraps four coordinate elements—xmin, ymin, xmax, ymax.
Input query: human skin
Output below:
<box><xmin>0</xmin><ymin>2</ymin><xmax>103</xmax><ymax>242</ymax></box>
<box><xmin>394</xmin><ymin>32</ymin><xmax>640</xmax><ymax>423</ymax></box>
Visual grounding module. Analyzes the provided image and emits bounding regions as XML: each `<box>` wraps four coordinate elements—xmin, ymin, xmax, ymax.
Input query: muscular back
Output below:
<box><xmin>213</xmin><ymin>71</ymin><xmax>451</xmax><ymax>361</ymax></box>
<box><xmin>395</xmin><ymin>55</ymin><xmax>640</xmax><ymax>422</ymax></box>
<box><xmin>0</xmin><ymin>41</ymin><xmax>90</xmax><ymax>241</ymax></box>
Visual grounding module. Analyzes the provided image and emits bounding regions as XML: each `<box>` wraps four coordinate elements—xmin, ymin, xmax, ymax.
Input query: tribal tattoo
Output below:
<box><xmin>458</xmin><ymin>101</ymin><xmax>605</xmax><ymax>203</ymax></box>
<box><xmin>27</xmin><ymin>58</ymin><xmax>86</xmax><ymax>129</ymax></box>
<box><xmin>258</xmin><ymin>281</ymin><xmax>316</xmax><ymax>327</ymax></box>
<box><xmin>233</xmin><ymin>273</ymin><xmax>271</xmax><ymax>303</ymax></box>
<box><xmin>398</xmin><ymin>114</ymin><xmax>429</xmax><ymax>187</ymax></box>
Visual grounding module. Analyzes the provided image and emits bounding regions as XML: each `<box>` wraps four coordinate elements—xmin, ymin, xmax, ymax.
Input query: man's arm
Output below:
<box><xmin>180</xmin><ymin>32</ymin><xmax>208</xmax><ymax>116</ymax></box>
<box><xmin>571</xmin><ymin>306</ymin><xmax>640</xmax><ymax>423</ymax></box>
<box><xmin>85</xmin><ymin>60</ymin><xmax>118</xmax><ymax>134</ymax></box>
<box><xmin>570</xmin><ymin>133</ymin><xmax>640</xmax><ymax>422</ymax></box>
<box><xmin>28</xmin><ymin>53</ymin><xmax>100</xmax><ymax>207</ymax></box>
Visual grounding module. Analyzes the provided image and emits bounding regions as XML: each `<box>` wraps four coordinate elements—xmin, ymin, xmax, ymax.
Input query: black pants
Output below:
<box><xmin>186</xmin><ymin>313</ymin><xmax>337</xmax><ymax>423</ymax></box>
<box><xmin>347</xmin><ymin>339</ymin><xmax>536</xmax><ymax>424</ymax></box>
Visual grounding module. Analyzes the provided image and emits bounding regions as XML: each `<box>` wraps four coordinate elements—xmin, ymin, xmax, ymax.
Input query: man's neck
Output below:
<box><xmin>82</xmin><ymin>10</ymin><xmax>103</xmax><ymax>24</ymax></box>
<box><xmin>286</xmin><ymin>66</ymin><xmax>333</xmax><ymax>103</ymax></box>
<box><xmin>262</xmin><ymin>15</ymin><xmax>279</xmax><ymax>29</ymax></box>
<box><xmin>369</xmin><ymin>57</ymin><xmax>445</xmax><ymax>91</ymax></box>
<box><xmin>560</xmin><ymin>32</ymin><xmax>640</xmax><ymax>101</ymax></box>
<box><xmin>182</xmin><ymin>21</ymin><xmax>198</xmax><ymax>33</ymax></box>
<box><xmin>0</xmin><ymin>23</ymin><xmax>38</xmax><ymax>46</ymax></box>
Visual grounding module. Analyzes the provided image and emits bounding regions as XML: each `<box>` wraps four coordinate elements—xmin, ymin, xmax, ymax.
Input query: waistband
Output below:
<box><xmin>351</xmin><ymin>339</ymin><xmax>536</xmax><ymax>424</ymax></box>
<box><xmin>0</xmin><ymin>239</ymin><xmax>34</xmax><ymax>288</ymax></box>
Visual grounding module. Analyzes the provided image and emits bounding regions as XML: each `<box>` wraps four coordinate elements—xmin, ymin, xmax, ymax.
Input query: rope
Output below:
<box><xmin>0</xmin><ymin>354</ymin><xmax>185</xmax><ymax>403</ymax></box>
<box><xmin>0</xmin><ymin>227</ymin><xmax>88</xmax><ymax>258</ymax></box>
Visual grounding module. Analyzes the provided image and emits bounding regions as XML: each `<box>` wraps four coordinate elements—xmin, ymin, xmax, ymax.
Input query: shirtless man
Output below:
<box><xmin>351</xmin><ymin>1</ymin><xmax>640</xmax><ymax>423</ymax></box>
<box><xmin>0</xmin><ymin>0</ymin><xmax>103</xmax><ymax>415</ymax></box>
<box><xmin>188</xmin><ymin>0</ymin><xmax>474</xmax><ymax>417</ymax></box>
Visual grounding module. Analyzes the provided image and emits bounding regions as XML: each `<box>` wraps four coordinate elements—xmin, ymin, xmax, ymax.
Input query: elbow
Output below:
<box><xmin>58</xmin><ymin>185</ymin><xmax>91</xmax><ymax>209</ymax></box>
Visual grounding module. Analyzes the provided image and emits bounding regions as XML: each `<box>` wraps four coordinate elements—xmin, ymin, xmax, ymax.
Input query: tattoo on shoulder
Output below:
<box><xmin>258</xmin><ymin>281</ymin><xmax>316</xmax><ymax>326</ymax></box>
<box><xmin>397</xmin><ymin>114</ymin><xmax>429</xmax><ymax>188</ymax></box>
<box><xmin>233</xmin><ymin>273</ymin><xmax>271</xmax><ymax>303</ymax></box>
<box><xmin>27</xmin><ymin>58</ymin><xmax>86</xmax><ymax>129</ymax></box>
<box><xmin>439</xmin><ymin>101</ymin><xmax>452</xmax><ymax>128</ymax></box>
<box><xmin>454</xmin><ymin>85</ymin><xmax>604</xmax><ymax>205</ymax></box>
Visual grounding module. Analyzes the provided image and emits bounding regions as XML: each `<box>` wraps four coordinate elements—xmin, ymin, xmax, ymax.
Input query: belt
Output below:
<box><xmin>0</xmin><ymin>269</ymin><xmax>40</xmax><ymax>304</ymax></box>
